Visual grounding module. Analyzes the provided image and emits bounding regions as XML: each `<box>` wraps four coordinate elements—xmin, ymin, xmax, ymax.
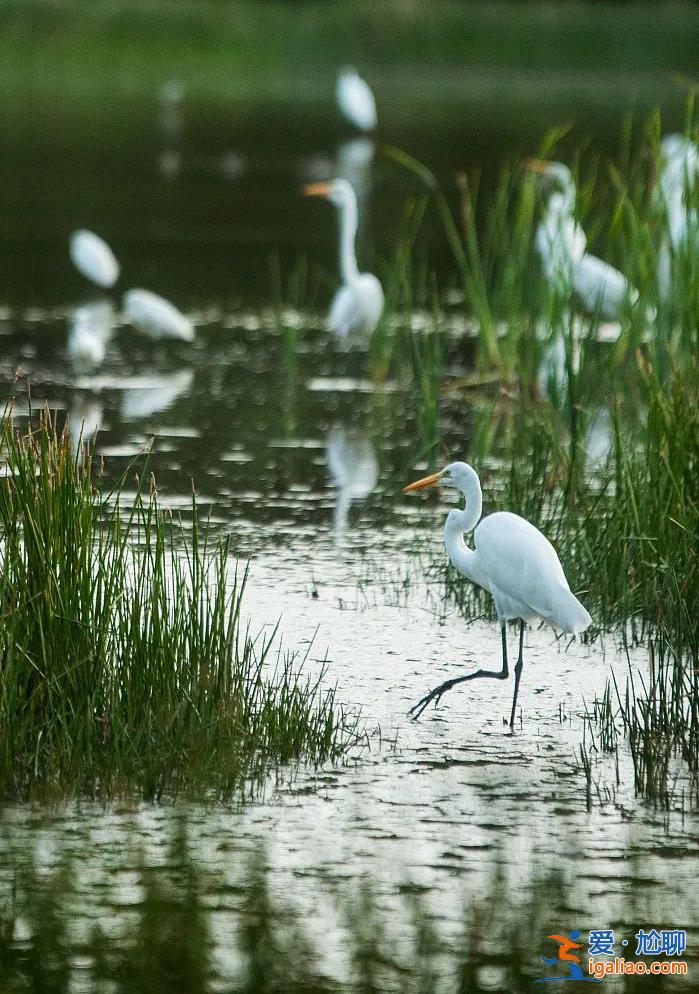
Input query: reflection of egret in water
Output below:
<box><xmin>219</xmin><ymin>150</ymin><xmax>246</xmax><ymax>181</ymax></box>
<box><xmin>158</xmin><ymin>80</ymin><xmax>184</xmax><ymax>179</ymax></box>
<box><xmin>67</xmin><ymin>395</ymin><xmax>103</xmax><ymax>462</ymax></box>
<box><xmin>326</xmin><ymin>428</ymin><xmax>378</xmax><ymax>546</ymax></box>
<box><xmin>535</xmin><ymin>318</ymin><xmax>581</xmax><ymax>402</ymax></box>
<box><xmin>67</xmin><ymin>300</ymin><xmax>115</xmax><ymax>374</ymax></box>
<box><xmin>336</xmin><ymin>138</ymin><xmax>374</xmax><ymax>249</ymax></box>
<box><xmin>119</xmin><ymin>369</ymin><xmax>194</xmax><ymax>420</ymax></box>
<box><xmin>584</xmin><ymin>407</ymin><xmax>613</xmax><ymax>471</ymax></box>
<box><xmin>157</xmin><ymin>148</ymin><xmax>182</xmax><ymax>180</ymax></box>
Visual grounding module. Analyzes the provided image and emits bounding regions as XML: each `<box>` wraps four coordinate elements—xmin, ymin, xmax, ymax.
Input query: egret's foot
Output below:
<box><xmin>408</xmin><ymin>678</ymin><xmax>460</xmax><ymax>721</ymax></box>
<box><xmin>408</xmin><ymin>665</ymin><xmax>510</xmax><ymax>722</ymax></box>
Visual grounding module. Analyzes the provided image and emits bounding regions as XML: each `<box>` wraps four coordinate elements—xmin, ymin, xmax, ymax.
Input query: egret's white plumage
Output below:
<box><xmin>656</xmin><ymin>134</ymin><xmax>699</xmax><ymax>299</ymax></box>
<box><xmin>534</xmin><ymin>190</ymin><xmax>587</xmax><ymax>293</ymax></box>
<box><xmin>69</xmin><ymin>230</ymin><xmax>120</xmax><ymax>288</ymax></box>
<box><xmin>404</xmin><ymin>461</ymin><xmax>591</xmax><ymax>728</ymax></box>
<box><xmin>572</xmin><ymin>251</ymin><xmax>639</xmax><ymax>321</ymax></box>
<box><xmin>304</xmin><ymin>179</ymin><xmax>384</xmax><ymax>339</ymax></box>
<box><xmin>527</xmin><ymin>159</ymin><xmax>640</xmax><ymax>320</ymax></box>
<box><xmin>336</xmin><ymin>67</ymin><xmax>376</xmax><ymax>132</ymax></box>
<box><xmin>122</xmin><ymin>289</ymin><xmax>194</xmax><ymax>342</ymax></box>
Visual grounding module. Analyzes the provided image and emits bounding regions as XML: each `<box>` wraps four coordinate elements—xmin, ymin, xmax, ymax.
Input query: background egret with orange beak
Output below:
<box><xmin>304</xmin><ymin>179</ymin><xmax>384</xmax><ymax>339</ymax></box>
<box><xmin>404</xmin><ymin>462</ymin><xmax>591</xmax><ymax>729</ymax></box>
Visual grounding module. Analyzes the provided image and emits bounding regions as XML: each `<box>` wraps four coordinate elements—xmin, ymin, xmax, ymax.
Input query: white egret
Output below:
<box><xmin>336</xmin><ymin>67</ymin><xmax>376</xmax><ymax>132</ymax></box>
<box><xmin>67</xmin><ymin>301</ymin><xmax>114</xmax><ymax>373</ymax></box>
<box><xmin>526</xmin><ymin>159</ymin><xmax>640</xmax><ymax>320</ymax></box>
<box><xmin>69</xmin><ymin>230</ymin><xmax>120</xmax><ymax>289</ymax></box>
<box><xmin>403</xmin><ymin>462</ymin><xmax>591</xmax><ymax>729</ymax></box>
<box><xmin>122</xmin><ymin>289</ymin><xmax>194</xmax><ymax>342</ymax></box>
<box><xmin>656</xmin><ymin>134</ymin><xmax>698</xmax><ymax>299</ymax></box>
<box><xmin>304</xmin><ymin>179</ymin><xmax>384</xmax><ymax>338</ymax></box>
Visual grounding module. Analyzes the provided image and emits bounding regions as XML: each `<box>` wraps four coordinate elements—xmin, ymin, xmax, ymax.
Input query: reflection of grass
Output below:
<box><xmin>0</xmin><ymin>820</ymin><xmax>675</xmax><ymax>993</ymax></box>
<box><xmin>0</xmin><ymin>410</ymin><xmax>359</xmax><ymax>800</ymax></box>
<box><xmin>410</xmin><ymin>322</ymin><xmax>443</xmax><ymax>467</ymax></box>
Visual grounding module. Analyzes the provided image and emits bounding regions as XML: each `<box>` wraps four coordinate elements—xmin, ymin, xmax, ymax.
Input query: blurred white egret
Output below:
<box><xmin>67</xmin><ymin>301</ymin><xmax>114</xmax><ymax>373</ymax></box>
<box><xmin>336</xmin><ymin>67</ymin><xmax>376</xmax><ymax>132</ymax></box>
<box><xmin>404</xmin><ymin>462</ymin><xmax>591</xmax><ymax>729</ymax></box>
<box><xmin>327</xmin><ymin>428</ymin><xmax>378</xmax><ymax>544</ymax></box>
<box><xmin>656</xmin><ymin>134</ymin><xmax>698</xmax><ymax>298</ymax></box>
<box><xmin>69</xmin><ymin>230</ymin><xmax>120</xmax><ymax>289</ymax></box>
<box><xmin>526</xmin><ymin>158</ymin><xmax>640</xmax><ymax>320</ymax></box>
<box><xmin>304</xmin><ymin>179</ymin><xmax>384</xmax><ymax>338</ymax></box>
<box><xmin>123</xmin><ymin>289</ymin><xmax>194</xmax><ymax>342</ymax></box>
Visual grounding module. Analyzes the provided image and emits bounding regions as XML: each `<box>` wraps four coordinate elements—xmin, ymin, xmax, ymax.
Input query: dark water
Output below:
<box><xmin>0</xmin><ymin>78</ymin><xmax>687</xmax><ymax>308</ymax></box>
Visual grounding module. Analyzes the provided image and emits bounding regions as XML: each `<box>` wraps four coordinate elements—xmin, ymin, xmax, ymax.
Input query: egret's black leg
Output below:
<box><xmin>509</xmin><ymin>621</ymin><xmax>525</xmax><ymax>730</ymax></box>
<box><xmin>409</xmin><ymin>622</ymin><xmax>509</xmax><ymax>720</ymax></box>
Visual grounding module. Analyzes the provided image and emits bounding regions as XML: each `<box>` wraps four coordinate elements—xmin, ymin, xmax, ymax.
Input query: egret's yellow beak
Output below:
<box><xmin>303</xmin><ymin>182</ymin><xmax>332</xmax><ymax>197</ymax></box>
<box><xmin>523</xmin><ymin>157</ymin><xmax>551</xmax><ymax>175</ymax></box>
<box><xmin>403</xmin><ymin>471</ymin><xmax>443</xmax><ymax>494</ymax></box>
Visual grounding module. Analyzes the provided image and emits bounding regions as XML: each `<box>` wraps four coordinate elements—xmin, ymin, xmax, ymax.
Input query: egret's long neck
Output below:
<box><xmin>338</xmin><ymin>194</ymin><xmax>360</xmax><ymax>283</ymax></box>
<box><xmin>444</xmin><ymin>471</ymin><xmax>482</xmax><ymax>583</ymax></box>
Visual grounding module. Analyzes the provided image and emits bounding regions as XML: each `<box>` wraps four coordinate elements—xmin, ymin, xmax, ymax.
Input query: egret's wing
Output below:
<box><xmin>473</xmin><ymin>511</ymin><xmax>592</xmax><ymax>634</ymax></box>
<box><xmin>573</xmin><ymin>253</ymin><xmax>637</xmax><ymax>319</ymax></box>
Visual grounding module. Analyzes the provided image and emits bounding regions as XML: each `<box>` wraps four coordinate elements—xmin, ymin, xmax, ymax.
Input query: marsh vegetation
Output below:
<box><xmin>0</xmin><ymin>411</ymin><xmax>359</xmax><ymax>800</ymax></box>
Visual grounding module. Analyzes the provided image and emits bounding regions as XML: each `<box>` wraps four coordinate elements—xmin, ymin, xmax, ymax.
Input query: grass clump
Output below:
<box><xmin>0</xmin><ymin>409</ymin><xmax>359</xmax><ymax>801</ymax></box>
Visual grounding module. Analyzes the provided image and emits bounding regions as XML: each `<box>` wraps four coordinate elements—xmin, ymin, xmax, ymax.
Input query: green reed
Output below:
<box><xmin>0</xmin><ymin>821</ymin><xmax>682</xmax><ymax>994</ymax></box>
<box><xmin>0</xmin><ymin>410</ymin><xmax>360</xmax><ymax>800</ymax></box>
